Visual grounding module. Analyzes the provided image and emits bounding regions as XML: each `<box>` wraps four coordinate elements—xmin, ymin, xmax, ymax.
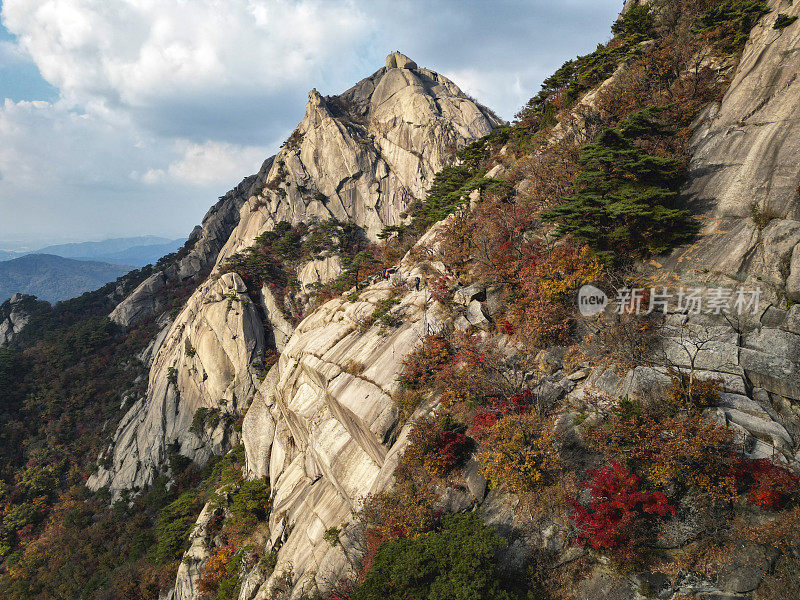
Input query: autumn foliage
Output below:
<box><xmin>733</xmin><ymin>458</ymin><xmax>800</xmax><ymax>510</ymax></box>
<box><xmin>197</xmin><ymin>545</ymin><xmax>237</xmax><ymax>596</ymax></box>
<box><xmin>508</xmin><ymin>243</ymin><xmax>604</xmax><ymax>348</ymax></box>
<box><xmin>588</xmin><ymin>405</ymin><xmax>737</xmax><ymax>502</ymax></box>
<box><xmin>468</xmin><ymin>391</ymin><xmax>533</xmax><ymax>439</ymax></box>
<box><xmin>477</xmin><ymin>412</ymin><xmax>561</xmax><ymax>494</ymax></box>
<box><xmin>403</xmin><ymin>419</ymin><xmax>471</xmax><ymax>478</ymax></box>
<box><xmin>570</xmin><ymin>463</ymin><xmax>675</xmax><ymax>557</ymax></box>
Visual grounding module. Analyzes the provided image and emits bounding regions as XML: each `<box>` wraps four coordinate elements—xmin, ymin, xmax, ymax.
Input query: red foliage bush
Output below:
<box><xmin>430</xmin><ymin>274</ymin><xmax>453</xmax><ymax>304</ymax></box>
<box><xmin>732</xmin><ymin>458</ymin><xmax>800</xmax><ymax>510</ymax></box>
<box><xmin>404</xmin><ymin>419</ymin><xmax>471</xmax><ymax>477</ymax></box>
<box><xmin>468</xmin><ymin>391</ymin><xmax>533</xmax><ymax>439</ymax></box>
<box><xmin>327</xmin><ymin>579</ymin><xmax>355</xmax><ymax>600</ymax></box>
<box><xmin>397</xmin><ymin>335</ymin><xmax>453</xmax><ymax>391</ymax></box>
<box><xmin>570</xmin><ymin>463</ymin><xmax>675</xmax><ymax>557</ymax></box>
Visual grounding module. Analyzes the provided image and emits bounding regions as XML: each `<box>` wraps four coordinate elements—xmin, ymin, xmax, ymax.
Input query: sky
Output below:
<box><xmin>0</xmin><ymin>0</ymin><xmax>623</xmax><ymax>249</ymax></box>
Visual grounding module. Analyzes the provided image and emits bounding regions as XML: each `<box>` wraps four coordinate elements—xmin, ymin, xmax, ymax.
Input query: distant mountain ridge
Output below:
<box><xmin>34</xmin><ymin>236</ymin><xmax>185</xmax><ymax>266</ymax></box>
<box><xmin>0</xmin><ymin>250</ymin><xmax>25</xmax><ymax>261</ymax></box>
<box><xmin>0</xmin><ymin>254</ymin><xmax>132</xmax><ymax>303</ymax></box>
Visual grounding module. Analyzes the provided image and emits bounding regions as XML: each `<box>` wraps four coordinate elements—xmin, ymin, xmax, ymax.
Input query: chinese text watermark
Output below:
<box><xmin>578</xmin><ymin>286</ymin><xmax>762</xmax><ymax>317</ymax></box>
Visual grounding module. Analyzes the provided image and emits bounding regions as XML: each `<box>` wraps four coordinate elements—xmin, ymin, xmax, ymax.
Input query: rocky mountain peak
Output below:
<box><xmin>385</xmin><ymin>51</ymin><xmax>417</xmax><ymax>69</ymax></box>
<box><xmin>90</xmin><ymin>56</ymin><xmax>503</xmax><ymax>495</ymax></box>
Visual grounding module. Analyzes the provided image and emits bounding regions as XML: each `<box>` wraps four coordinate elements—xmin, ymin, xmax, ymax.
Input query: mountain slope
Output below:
<box><xmin>0</xmin><ymin>254</ymin><xmax>132</xmax><ymax>303</ymax></box>
<box><xmin>4</xmin><ymin>4</ymin><xmax>800</xmax><ymax>600</ymax></box>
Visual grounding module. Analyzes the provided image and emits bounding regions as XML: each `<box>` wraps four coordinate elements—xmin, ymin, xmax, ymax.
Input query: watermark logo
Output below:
<box><xmin>578</xmin><ymin>285</ymin><xmax>609</xmax><ymax>316</ymax></box>
<box><xmin>577</xmin><ymin>286</ymin><xmax>762</xmax><ymax>316</ymax></box>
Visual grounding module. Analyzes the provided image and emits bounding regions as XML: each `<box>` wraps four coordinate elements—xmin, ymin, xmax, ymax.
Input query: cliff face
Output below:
<box><xmin>90</xmin><ymin>53</ymin><xmax>503</xmax><ymax>495</ymax></box>
<box><xmin>89</xmin><ymin>272</ymin><xmax>264</xmax><ymax>491</ymax></box>
<box><xmin>171</xmin><ymin>220</ymin><xmax>502</xmax><ymax>600</ymax></box>
<box><xmin>0</xmin><ymin>293</ymin><xmax>33</xmax><ymax>345</ymax></box>
<box><xmin>237</xmin><ymin>227</ymin><xmax>448</xmax><ymax>598</ymax></box>
<box><xmin>664</xmin><ymin>0</ymin><xmax>800</xmax><ymax>295</ymax></box>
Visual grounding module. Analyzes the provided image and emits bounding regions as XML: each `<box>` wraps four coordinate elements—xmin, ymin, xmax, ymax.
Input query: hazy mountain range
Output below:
<box><xmin>0</xmin><ymin>236</ymin><xmax>185</xmax><ymax>303</ymax></box>
<box><xmin>0</xmin><ymin>254</ymin><xmax>132</xmax><ymax>303</ymax></box>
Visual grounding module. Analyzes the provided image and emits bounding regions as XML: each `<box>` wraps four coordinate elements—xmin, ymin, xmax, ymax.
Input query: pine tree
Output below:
<box><xmin>543</xmin><ymin>109</ymin><xmax>696</xmax><ymax>263</ymax></box>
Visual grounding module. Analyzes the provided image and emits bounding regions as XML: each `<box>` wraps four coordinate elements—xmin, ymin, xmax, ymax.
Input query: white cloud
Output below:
<box><xmin>140</xmin><ymin>140</ymin><xmax>268</xmax><ymax>187</ymax></box>
<box><xmin>2</xmin><ymin>0</ymin><xmax>369</xmax><ymax>112</ymax></box>
<box><xmin>0</xmin><ymin>98</ymin><xmax>262</xmax><ymax>239</ymax></box>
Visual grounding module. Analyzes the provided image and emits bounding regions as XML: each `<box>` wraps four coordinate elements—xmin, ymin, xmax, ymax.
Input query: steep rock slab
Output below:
<box><xmin>239</xmin><ymin>237</ymin><xmax>450</xmax><ymax>599</ymax></box>
<box><xmin>665</xmin><ymin>1</ymin><xmax>800</xmax><ymax>286</ymax></box>
<box><xmin>88</xmin><ymin>272</ymin><xmax>264</xmax><ymax>492</ymax></box>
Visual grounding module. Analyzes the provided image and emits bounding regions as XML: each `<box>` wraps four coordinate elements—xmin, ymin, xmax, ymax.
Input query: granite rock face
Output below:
<box><xmin>663</xmin><ymin>0</ymin><xmax>800</xmax><ymax>290</ymax></box>
<box><xmin>238</xmin><ymin>224</ymin><xmax>450</xmax><ymax>599</ymax></box>
<box><xmin>0</xmin><ymin>293</ymin><xmax>33</xmax><ymax>345</ymax></box>
<box><xmin>93</xmin><ymin>54</ymin><xmax>502</xmax><ymax>495</ymax></box>
<box><xmin>88</xmin><ymin>272</ymin><xmax>265</xmax><ymax>492</ymax></box>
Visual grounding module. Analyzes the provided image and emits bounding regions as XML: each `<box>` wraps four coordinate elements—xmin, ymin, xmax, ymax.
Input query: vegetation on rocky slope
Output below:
<box><xmin>323</xmin><ymin>2</ymin><xmax>800</xmax><ymax>599</ymax></box>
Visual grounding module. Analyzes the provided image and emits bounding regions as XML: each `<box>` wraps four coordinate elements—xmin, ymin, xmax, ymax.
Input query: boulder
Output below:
<box><xmin>465</xmin><ymin>300</ymin><xmax>490</xmax><ymax>330</ymax></box>
<box><xmin>453</xmin><ymin>283</ymin><xmax>486</xmax><ymax>305</ymax></box>
<box><xmin>619</xmin><ymin>366</ymin><xmax>672</xmax><ymax>402</ymax></box>
<box><xmin>0</xmin><ymin>293</ymin><xmax>34</xmax><ymax>345</ymax></box>
<box><xmin>715</xmin><ymin>542</ymin><xmax>775</xmax><ymax>594</ymax></box>
<box><xmin>740</xmin><ymin>347</ymin><xmax>800</xmax><ymax>401</ymax></box>
<box><xmin>576</xmin><ymin>572</ymin><xmax>635</xmax><ymax>600</ymax></box>
<box><xmin>297</xmin><ymin>255</ymin><xmax>342</xmax><ymax>291</ymax></box>
<box><xmin>786</xmin><ymin>242</ymin><xmax>800</xmax><ymax>302</ymax></box>
<box><xmin>462</xmin><ymin>458</ymin><xmax>487</xmax><ymax>500</ymax></box>
<box><xmin>744</xmin><ymin>327</ymin><xmax>800</xmax><ymax>358</ymax></box>
<box><xmin>385</xmin><ymin>51</ymin><xmax>417</xmax><ymax>70</ymax></box>
<box><xmin>716</xmin><ymin>392</ymin><xmax>771</xmax><ymax>419</ymax></box>
<box><xmin>484</xmin><ymin>286</ymin><xmax>504</xmax><ymax>316</ymax></box>
<box><xmin>784</xmin><ymin>304</ymin><xmax>800</xmax><ymax>335</ymax></box>
<box><xmin>713</xmin><ymin>406</ymin><xmax>793</xmax><ymax>451</ymax></box>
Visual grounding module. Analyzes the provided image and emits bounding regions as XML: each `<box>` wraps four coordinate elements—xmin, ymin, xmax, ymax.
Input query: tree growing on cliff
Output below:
<box><xmin>543</xmin><ymin>108</ymin><xmax>696</xmax><ymax>263</ymax></box>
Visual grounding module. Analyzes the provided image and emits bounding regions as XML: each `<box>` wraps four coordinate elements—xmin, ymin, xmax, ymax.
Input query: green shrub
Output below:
<box><xmin>543</xmin><ymin>108</ymin><xmax>696</xmax><ymax>263</ymax></box>
<box><xmin>149</xmin><ymin>491</ymin><xmax>204</xmax><ymax>564</ymax></box>
<box><xmin>611</xmin><ymin>4</ymin><xmax>655</xmax><ymax>42</ymax></box>
<box><xmin>773</xmin><ymin>13</ymin><xmax>798</xmax><ymax>29</ymax></box>
<box><xmin>260</xmin><ymin>549</ymin><xmax>278</xmax><ymax>574</ymax></box>
<box><xmin>694</xmin><ymin>0</ymin><xmax>770</xmax><ymax>51</ymax></box>
<box><xmin>323</xmin><ymin>526</ymin><xmax>341</xmax><ymax>546</ymax></box>
<box><xmin>190</xmin><ymin>407</ymin><xmax>222</xmax><ymax>437</ymax></box>
<box><xmin>352</xmin><ymin>513</ymin><xmax>523</xmax><ymax>600</ymax></box>
<box><xmin>366</xmin><ymin>297</ymin><xmax>402</xmax><ymax>331</ymax></box>
<box><xmin>409</xmin><ymin>166</ymin><xmax>511</xmax><ymax>229</ymax></box>
<box><xmin>227</xmin><ymin>479</ymin><xmax>271</xmax><ymax>528</ymax></box>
